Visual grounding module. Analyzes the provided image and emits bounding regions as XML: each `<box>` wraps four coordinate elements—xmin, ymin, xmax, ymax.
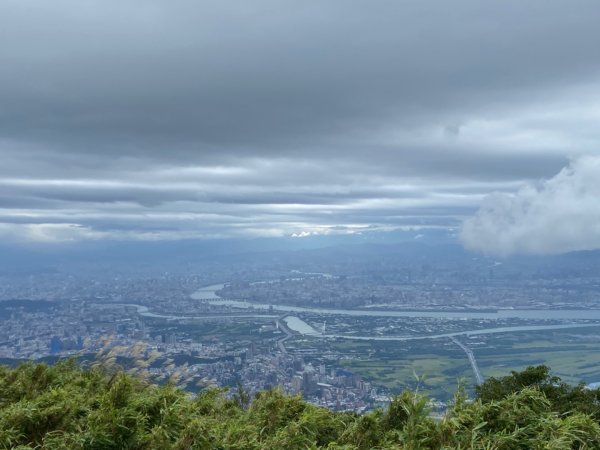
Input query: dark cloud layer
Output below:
<box><xmin>1</xmin><ymin>1</ymin><xmax>600</xmax><ymax>249</ymax></box>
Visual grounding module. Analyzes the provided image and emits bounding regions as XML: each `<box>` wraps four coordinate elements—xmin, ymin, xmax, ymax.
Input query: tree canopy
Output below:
<box><xmin>1</xmin><ymin>361</ymin><xmax>600</xmax><ymax>449</ymax></box>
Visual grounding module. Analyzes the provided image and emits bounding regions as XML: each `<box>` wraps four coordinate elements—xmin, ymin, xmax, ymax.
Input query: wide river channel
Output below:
<box><xmin>186</xmin><ymin>284</ymin><xmax>600</xmax><ymax>340</ymax></box>
<box><xmin>195</xmin><ymin>285</ymin><xmax>600</xmax><ymax>320</ymax></box>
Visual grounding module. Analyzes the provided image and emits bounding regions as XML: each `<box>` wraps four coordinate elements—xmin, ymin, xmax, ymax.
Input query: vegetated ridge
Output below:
<box><xmin>1</xmin><ymin>361</ymin><xmax>600</xmax><ymax>449</ymax></box>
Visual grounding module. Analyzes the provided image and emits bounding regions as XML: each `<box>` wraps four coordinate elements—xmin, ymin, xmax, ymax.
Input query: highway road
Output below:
<box><xmin>451</xmin><ymin>336</ymin><xmax>484</xmax><ymax>385</ymax></box>
<box><xmin>276</xmin><ymin>316</ymin><xmax>294</xmax><ymax>354</ymax></box>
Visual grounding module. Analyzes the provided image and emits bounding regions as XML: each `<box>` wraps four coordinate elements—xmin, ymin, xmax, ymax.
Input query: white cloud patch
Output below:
<box><xmin>461</xmin><ymin>156</ymin><xmax>600</xmax><ymax>255</ymax></box>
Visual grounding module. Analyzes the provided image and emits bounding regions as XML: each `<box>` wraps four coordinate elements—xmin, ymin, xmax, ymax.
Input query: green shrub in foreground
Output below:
<box><xmin>1</xmin><ymin>361</ymin><xmax>600</xmax><ymax>449</ymax></box>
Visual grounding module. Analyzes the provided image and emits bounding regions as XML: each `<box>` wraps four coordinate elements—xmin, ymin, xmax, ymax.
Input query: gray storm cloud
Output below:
<box><xmin>461</xmin><ymin>156</ymin><xmax>600</xmax><ymax>255</ymax></box>
<box><xmin>1</xmin><ymin>1</ymin><xmax>600</xmax><ymax>245</ymax></box>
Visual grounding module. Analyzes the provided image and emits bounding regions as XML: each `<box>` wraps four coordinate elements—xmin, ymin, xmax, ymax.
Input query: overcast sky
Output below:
<box><xmin>1</xmin><ymin>1</ymin><xmax>600</xmax><ymax>254</ymax></box>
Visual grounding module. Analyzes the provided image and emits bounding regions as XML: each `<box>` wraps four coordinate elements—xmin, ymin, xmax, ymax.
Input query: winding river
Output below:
<box><xmin>204</xmin><ymin>296</ymin><xmax>600</xmax><ymax>321</ymax></box>
<box><xmin>108</xmin><ymin>284</ymin><xmax>600</xmax><ymax>341</ymax></box>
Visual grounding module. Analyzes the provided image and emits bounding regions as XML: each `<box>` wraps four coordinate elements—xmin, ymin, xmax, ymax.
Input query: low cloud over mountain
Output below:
<box><xmin>462</xmin><ymin>156</ymin><xmax>600</xmax><ymax>255</ymax></box>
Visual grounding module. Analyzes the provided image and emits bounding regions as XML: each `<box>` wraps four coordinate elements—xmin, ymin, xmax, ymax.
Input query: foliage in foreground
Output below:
<box><xmin>1</xmin><ymin>361</ymin><xmax>600</xmax><ymax>449</ymax></box>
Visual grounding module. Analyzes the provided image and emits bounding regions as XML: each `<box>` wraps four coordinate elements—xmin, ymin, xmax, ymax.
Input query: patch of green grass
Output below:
<box><xmin>339</xmin><ymin>352</ymin><xmax>471</xmax><ymax>399</ymax></box>
<box><xmin>476</xmin><ymin>330</ymin><xmax>600</xmax><ymax>385</ymax></box>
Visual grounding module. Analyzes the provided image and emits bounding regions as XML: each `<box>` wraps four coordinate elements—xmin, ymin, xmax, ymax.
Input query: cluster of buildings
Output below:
<box><xmin>0</xmin><ymin>297</ymin><xmax>391</xmax><ymax>412</ymax></box>
<box><xmin>222</xmin><ymin>275</ymin><xmax>600</xmax><ymax>311</ymax></box>
<box><xmin>235</xmin><ymin>348</ymin><xmax>388</xmax><ymax>412</ymax></box>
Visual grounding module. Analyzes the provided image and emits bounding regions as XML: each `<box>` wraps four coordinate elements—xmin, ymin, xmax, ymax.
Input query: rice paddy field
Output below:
<box><xmin>298</xmin><ymin>325</ymin><xmax>600</xmax><ymax>401</ymax></box>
